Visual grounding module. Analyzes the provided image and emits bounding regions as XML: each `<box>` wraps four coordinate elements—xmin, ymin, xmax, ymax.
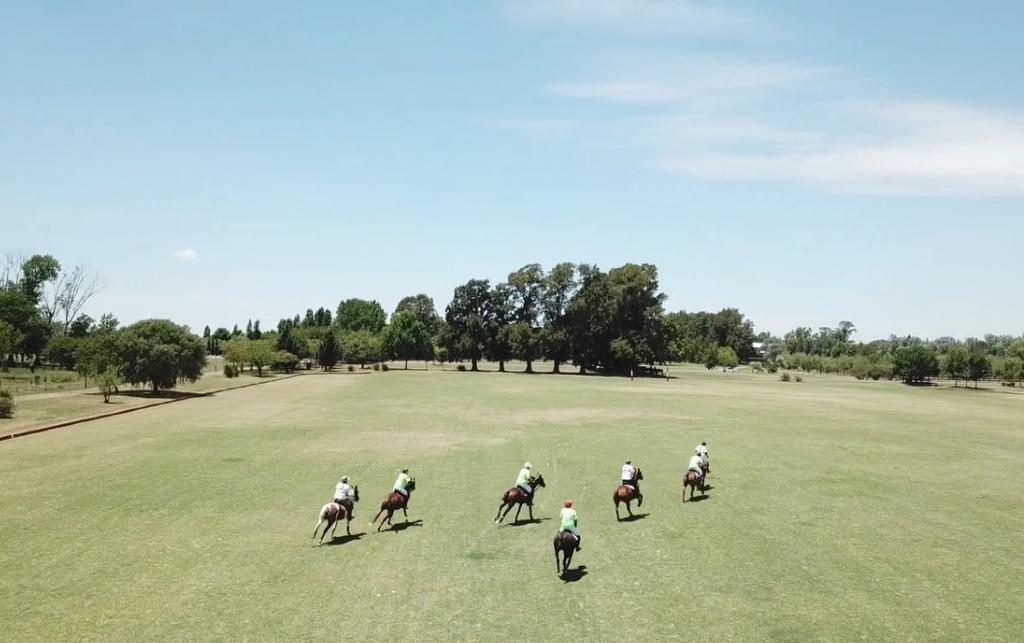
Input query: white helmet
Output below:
<box><xmin>341</xmin><ymin>476</ymin><xmax>349</xmax><ymax>483</ymax></box>
<box><xmin>524</xmin><ymin>462</ymin><xmax>532</xmax><ymax>469</ymax></box>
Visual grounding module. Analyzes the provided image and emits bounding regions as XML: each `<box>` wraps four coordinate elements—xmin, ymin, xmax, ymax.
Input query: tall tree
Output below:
<box><xmin>318</xmin><ymin>330</ymin><xmax>340</xmax><ymax>370</ymax></box>
<box><xmin>941</xmin><ymin>346</ymin><xmax>968</xmax><ymax>387</ymax></box>
<box><xmin>336</xmin><ymin>299</ymin><xmax>386</xmax><ymax>333</ymax></box>
<box><xmin>893</xmin><ymin>345</ymin><xmax>939</xmax><ymax>384</ymax></box>
<box><xmin>445</xmin><ymin>279</ymin><xmax>493</xmax><ymax>372</ymax></box>
<box><xmin>394</xmin><ymin>294</ymin><xmax>442</xmax><ymax>336</ymax></box>
<box><xmin>119</xmin><ymin>319</ymin><xmax>206</xmax><ymax>392</ymax></box>
<box><xmin>966</xmin><ymin>351</ymin><xmax>992</xmax><ymax>389</ymax></box>
<box><xmin>540</xmin><ymin>263</ymin><xmax>577</xmax><ymax>373</ymax></box>
<box><xmin>486</xmin><ymin>283</ymin><xmax>515</xmax><ymax>372</ymax></box>
<box><xmin>382</xmin><ymin>310</ymin><xmax>434</xmax><ymax>369</ymax></box>
<box><xmin>507</xmin><ymin>264</ymin><xmax>545</xmax><ymax>373</ymax></box>
<box><xmin>341</xmin><ymin>330</ymin><xmax>382</xmax><ymax>368</ymax></box>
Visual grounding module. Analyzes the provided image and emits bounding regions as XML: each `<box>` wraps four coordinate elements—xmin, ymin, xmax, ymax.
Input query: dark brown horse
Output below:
<box><xmin>613</xmin><ymin>468</ymin><xmax>643</xmax><ymax>520</ymax></box>
<box><xmin>313</xmin><ymin>486</ymin><xmax>359</xmax><ymax>544</ymax></box>
<box><xmin>682</xmin><ymin>464</ymin><xmax>708</xmax><ymax>502</ymax></box>
<box><xmin>494</xmin><ymin>474</ymin><xmax>546</xmax><ymax>524</ymax></box>
<box><xmin>554</xmin><ymin>530</ymin><xmax>579</xmax><ymax>574</ymax></box>
<box><xmin>372</xmin><ymin>479</ymin><xmax>416</xmax><ymax>531</ymax></box>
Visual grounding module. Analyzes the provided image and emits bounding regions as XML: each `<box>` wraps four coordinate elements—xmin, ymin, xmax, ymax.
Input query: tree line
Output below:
<box><xmin>4</xmin><ymin>253</ymin><xmax>1022</xmax><ymax>393</ymax></box>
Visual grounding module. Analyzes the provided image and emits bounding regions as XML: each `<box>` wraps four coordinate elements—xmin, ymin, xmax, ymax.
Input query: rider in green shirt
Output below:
<box><xmin>516</xmin><ymin>462</ymin><xmax>533</xmax><ymax>495</ymax></box>
<box><xmin>559</xmin><ymin>500</ymin><xmax>581</xmax><ymax>551</ymax></box>
<box><xmin>393</xmin><ymin>468</ymin><xmax>412</xmax><ymax>497</ymax></box>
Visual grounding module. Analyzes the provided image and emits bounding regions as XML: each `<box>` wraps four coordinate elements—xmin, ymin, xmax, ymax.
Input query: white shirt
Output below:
<box><xmin>688</xmin><ymin>455</ymin><xmax>703</xmax><ymax>470</ymax></box>
<box><xmin>621</xmin><ymin>464</ymin><xmax>636</xmax><ymax>480</ymax></box>
<box><xmin>334</xmin><ymin>482</ymin><xmax>353</xmax><ymax>501</ymax></box>
<box><xmin>695</xmin><ymin>444</ymin><xmax>708</xmax><ymax>458</ymax></box>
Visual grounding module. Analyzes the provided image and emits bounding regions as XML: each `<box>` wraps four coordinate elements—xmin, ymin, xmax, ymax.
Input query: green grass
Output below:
<box><xmin>1</xmin><ymin>369</ymin><xmax>1021</xmax><ymax>639</ymax></box>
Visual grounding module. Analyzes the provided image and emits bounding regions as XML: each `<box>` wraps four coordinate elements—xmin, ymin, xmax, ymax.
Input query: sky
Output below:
<box><xmin>2</xmin><ymin>1</ymin><xmax>1022</xmax><ymax>341</ymax></box>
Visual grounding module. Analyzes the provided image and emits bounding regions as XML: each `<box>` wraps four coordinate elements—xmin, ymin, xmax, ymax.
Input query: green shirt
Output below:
<box><xmin>516</xmin><ymin>468</ymin><xmax>531</xmax><ymax>486</ymax></box>
<box><xmin>394</xmin><ymin>472</ymin><xmax>411</xmax><ymax>489</ymax></box>
<box><xmin>560</xmin><ymin>507</ymin><xmax>578</xmax><ymax>531</ymax></box>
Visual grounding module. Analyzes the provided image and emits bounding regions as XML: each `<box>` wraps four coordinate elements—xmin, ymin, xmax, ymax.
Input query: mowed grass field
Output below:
<box><xmin>1</xmin><ymin>368</ymin><xmax>1022</xmax><ymax>640</ymax></box>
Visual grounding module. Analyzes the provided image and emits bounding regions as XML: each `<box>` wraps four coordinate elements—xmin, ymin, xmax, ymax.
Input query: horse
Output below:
<box><xmin>682</xmin><ymin>464</ymin><xmax>708</xmax><ymax>502</ymax></box>
<box><xmin>613</xmin><ymin>467</ymin><xmax>643</xmax><ymax>520</ymax></box>
<box><xmin>494</xmin><ymin>474</ymin><xmax>546</xmax><ymax>524</ymax></box>
<box><xmin>553</xmin><ymin>530</ymin><xmax>579</xmax><ymax>574</ymax></box>
<box><xmin>371</xmin><ymin>479</ymin><xmax>416</xmax><ymax>532</ymax></box>
<box><xmin>312</xmin><ymin>486</ymin><xmax>359</xmax><ymax>544</ymax></box>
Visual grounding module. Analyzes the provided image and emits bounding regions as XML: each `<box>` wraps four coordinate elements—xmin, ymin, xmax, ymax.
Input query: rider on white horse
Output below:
<box><xmin>334</xmin><ymin>475</ymin><xmax>355</xmax><ymax>518</ymax></box>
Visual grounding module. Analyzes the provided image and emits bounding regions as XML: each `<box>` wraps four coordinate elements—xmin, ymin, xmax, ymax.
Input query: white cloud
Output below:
<box><xmin>172</xmin><ymin>248</ymin><xmax>198</xmax><ymax>261</ymax></box>
<box><xmin>503</xmin><ymin>0</ymin><xmax>762</xmax><ymax>37</ymax></box>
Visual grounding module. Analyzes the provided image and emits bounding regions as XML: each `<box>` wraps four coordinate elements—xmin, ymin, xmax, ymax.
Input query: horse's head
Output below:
<box><xmin>353</xmin><ymin>485</ymin><xmax>360</xmax><ymax>502</ymax></box>
<box><xmin>406</xmin><ymin>478</ymin><xmax>416</xmax><ymax>493</ymax></box>
<box><xmin>636</xmin><ymin>468</ymin><xmax>643</xmax><ymax>481</ymax></box>
<box><xmin>532</xmin><ymin>474</ymin><xmax>546</xmax><ymax>488</ymax></box>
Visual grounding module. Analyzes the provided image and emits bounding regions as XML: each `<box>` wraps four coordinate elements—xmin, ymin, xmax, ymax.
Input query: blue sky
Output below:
<box><xmin>2</xmin><ymin>1</ymin><xmax>1022</xmax><ymax>341</ymax></box>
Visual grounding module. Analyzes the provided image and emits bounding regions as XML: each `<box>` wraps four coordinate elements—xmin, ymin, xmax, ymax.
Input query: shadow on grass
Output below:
<box><xmin>702</xmin><ymin>485</ymin><xmax>715</xmax><ymax>492</ymax></box>
<box><xmin>618</xmin><ymin>513</ymin><xmax>649</xmax><ymax>522</ymax></box>
<box><xmin>386</xmin><ymin>519</ymin><xmax>423</xmax><ymax>533</ymax></box>
<box><xmin>687</xmin><ymin>495</ymin><xmax>711</xmax><ymax>503</ymax></box>
<box><xmin>111</xmin><ymin>390</ymin><xmax>207</xmax><ymax>400</ymax></box>
<box><xmin>504</xmin><ymin>517</ymin><xmax>551</xmax><ymax>528</ymax></box>
<box><xmin>325</xmin><ymin>532</ymin><xmax>366</xmax><ymax>546</ymax></box>
<box><xmin>560</xmin><ymin>565</ymin><xmax>588</xmax><ymax>583</ymax></box>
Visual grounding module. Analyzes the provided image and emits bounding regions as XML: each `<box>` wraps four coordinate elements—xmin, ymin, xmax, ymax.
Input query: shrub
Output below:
<box><xmin>381</xmin><ymin>363</ymin><xmax>390</xmax><ymax>372</ymax></box>
<box><xmin>223</xmin><ymin>363</ymin><xmax>239</xmax><ymax>378</ymax></box>
<box><xmin>751</xmin><ymin>363</ymin><xmax>764</xmax><ymax>374</ymax></box>
<box><xmin>779</xmin><ymin>372</ymin><xmax>791</xmax><ymax>382</ymax></box>
<box><xmin>99</xmin><ymin>367</ymin><xmax>119</xmax><ymax>403</ymax></box>
<box><xmin>347</xmin><ymin>364</ymin><xmax>355</xmax><ymax>372</ymax></box>
<box><xmin>456</xmin><ymin>364</ymin><xmax>467</xmax><ymax>372</ymax></box>
<box><xmin>372</xmin><ymin>363</ymin><xmax>381</xmax><ymax>371</ymax></box>
<box><xmin>794</xmin><ymin>375</ymin><xmax>803</xmax><ymax>383</ymax></box>
<box><xmin>0</xmin><ymin>389</ymin><xmax>13</xmax><ymax>418</ymax></box>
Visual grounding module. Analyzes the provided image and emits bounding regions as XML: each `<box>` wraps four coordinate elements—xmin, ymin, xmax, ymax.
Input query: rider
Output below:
<box><xmin>393</xmin><ymin>468</ymin><xmax>412</xmax><ymax>498</ymax></box>
<box><xmin>688</xmin><ymin>453</ymin><xmax>705</xmax><ymax>485</ymax></box>
<box><xmin>560</xmin><ymin>500</ymin><xmax>581</xmax><ymax>551</ymax></box>
<box><xmin>333</xmin><ymin>475</ymin><xmax>355</xmax><ymax>518</ymax></box>
<box><xmin>516</xmin><ymin>462</ymin><xmax>533</xmax><ymax>496</ymax></box>
<box><xmin>621</xmin><ymin>459</ymin><xmax>641</xmax><ymax>499</ymax></box>
<box><xmin>695</xmin><ymin>441</ymin><xmax>709</xmax><ymax>468</ymax></box>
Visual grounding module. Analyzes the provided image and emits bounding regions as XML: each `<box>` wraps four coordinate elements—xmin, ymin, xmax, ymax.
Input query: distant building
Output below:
<box><xmin>750</xmin><ymin>342</ymin><xmax>766</xmax><ymax>362</ymax></box>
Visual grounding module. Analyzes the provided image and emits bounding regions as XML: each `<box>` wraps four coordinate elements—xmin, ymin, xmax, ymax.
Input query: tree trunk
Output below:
<box><xmin>405</xmin><ymin>359</ymin><xmax>408</xmax><ymax>370</ymax></box>
<box><xmin>152</xmin><ymin>381</ymin><xmax>159</xmax><ymax>393</ymax></box>
<box><xmin>525</xmin><ymin>359</ymin><xmax>533</xmax><ymax>374</ymax></box>
<box><xmin>499</xmin><ymin>360</ymin><xmax>505</xmax><ymax>373</ymax></box>
<box><xmin>579</xmin><ymin>364</ymin><xmax>586</xmax><ymax>375</ymax></box>
<box><xmin>553</xmin><ymin>360</ymin><xmax>561</xmax><ymax>374</ymax></box>
<box><xmin>471</xmin><ymin>357</ymin><xmax>478</xmax><ymax>372</ymax></box>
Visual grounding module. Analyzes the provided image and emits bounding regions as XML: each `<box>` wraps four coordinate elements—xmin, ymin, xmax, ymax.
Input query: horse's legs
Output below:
<box><xmin>313</xmin><ymin>518</ymin><xmax>325</xmax><ymax>541</ymax></box>
<box><xmin>494</xmin><ymin>502</ymin><xmax>507</xmax><ymax>523</ymax></box>
<box><xmin>402</xmin><ymin>505</ymin><xmax>408</xmax><ymax>523</ymax></box>
<box><xmin>513</xmin><ymin>504</ymin><xmax>523</xmax><ymax>522</ymax></box>
<box><xmin>564</xmin><ymin>548</ymin><xmax>573</xmax><ymax>572</ymax></box>
<box><xmin>554</xmin><ymin>546</ymin><xmax>561</xmax><ymax>573</ymax></box>
<box><xmin>626</xmin><ymin>500</ymin><xmax>633</xmax><ymax>517</ymax></box>
<box><xmin>501</xmin><ymin>503</ymin><xmax>515</xmax><ymax>522</ymax></box>
<box><xmin>615</xmin><ymin>498</ymin><xmax>621</xmax><ymax>521</ymax></box>
<box><xmin>372</xmin><ymin>507</ymin><xmax>385</xmax><ymax>527</ymax></box>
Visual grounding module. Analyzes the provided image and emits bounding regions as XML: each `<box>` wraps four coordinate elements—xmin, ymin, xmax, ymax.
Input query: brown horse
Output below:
<box><xmin>313</xmin><ymin>486</ymin><xmax>359</xmax><ymax>544</ymax></box>
<box><xmin>494</xmin><ymin>474</ymin><xmax>546</xmax><ymax>524</ymax></box>
<box><xmin>371</xmin><ymin>479</ymin><xmax>416</xmax><ymax>532</ymax></box>
<box><xmin>613</xmin><ymin>468</ymin><xmax>643</xmax><ymax>520</ymax></box>
<box><xmin>682</xmin><ymin>464</ymin><xmax>708</xmax><ymax>502</ymax></box>
<box><xmin>553</xmin><ymin>531</ymin><xmax>579</xmax><ymax>574</ymax></box>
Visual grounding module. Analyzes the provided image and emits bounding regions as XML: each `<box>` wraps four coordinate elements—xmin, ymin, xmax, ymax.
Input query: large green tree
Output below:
<box><xmin>966</xmin><ymin>351</ymin><xmax>992</xmax><ymax>389</ymax></box>
<box><xmin>119</xmin><ymin>320</ymin><xmax>206</xmax><ymax>393</ymax></box>
<box><xmin>318</xmin><ymin>330</ymin><xmax>340</xmax><ymax>370</ymax></box>
<box><xmin>540</xmin><ymin>262</ymin><xmax>577</xmax><ymax>374</ymax></box>
<box><xmin>382</xmin><ymin>310</ymin><xmax>434</xmax><ymax>369</ymax></box>
<box><xmin>394</xmin><ymin>294</ymin><xmax>442</xmax><ymax>337</ymax></box>
<box><xmin>893</xmin><ymin>345</ymin><xmax>939</xmax><ymax>384</ymax></box>
<box><xmin>336</xmin><ymin>299</ymin><xmax>386</xmax><ymax>333</ymax></box>
<box><xmin>445</xmin><ymin>279</ymin><xmax>494</xmax><ymax>371</ymax></box>
<box><xmin>341</xmin><ymin>330</ymin><xmax>382</xmax><ymax>368</ymax></box>
<box><xmin>941</xmin><ymin>346</ymin><xmax>968</xmax><ymax>387</ymax></box>
<box><xmin>507</xmin><ymin>264</ymin><xmax>545</xmax><ymax>373</ymax></box>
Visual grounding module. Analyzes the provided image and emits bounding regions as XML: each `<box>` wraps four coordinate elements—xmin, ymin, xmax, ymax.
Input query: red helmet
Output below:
<box><xmin>564</xmin><ymin>500</ymin><xmax>573</xmax><ymax>508</ymax></box>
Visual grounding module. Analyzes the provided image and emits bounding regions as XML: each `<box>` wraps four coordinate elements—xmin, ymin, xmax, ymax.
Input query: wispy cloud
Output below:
<box><xmin>503</xmin><ymin>0</ymin><xmax>763</xmax><ymax>37</ymax></box>
<box><xmin>172</xmin><ymin>248</ymin><xmax>198</xmax><ymax>261</ymax></box>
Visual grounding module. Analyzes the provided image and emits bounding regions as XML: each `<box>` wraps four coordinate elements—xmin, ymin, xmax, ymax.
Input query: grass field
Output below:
<box><xmin>1</xmin><ymin>368</ymin><xmax>1021</xmax><ymax>640</ymax></box>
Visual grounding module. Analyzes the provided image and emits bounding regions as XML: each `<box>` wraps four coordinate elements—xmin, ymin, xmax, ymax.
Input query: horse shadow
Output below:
<box><xmin>619</xmin><ymin>513</ymin><xmax>649</xmax><ymax>522</ymax></box>
<box><xmin>505</xmin><ymin>517</ymin><xmax>551</xmax><ymax>528</ymax></box>
<box><xmin>702</xmin><ymin>485</ymin><xmax>715</xmax><ymax>492</ymax></box>
<box><xmin>326</xmin><ymin>532</ymin><xmax>366</xmax><ymax>546</ymax></box>
<box><xmin>388</xmin><ymin>519</ymin><xmax>424</xmax><ymax>533</ymax></box>
<box><xmin>688</xmin><ymin>495</ymin><xmax>711</xmax><ymax>503</ymax></box>
<box><xmin>560</xmin><ymin>565</ymin><xmax>588</xmax><ymax>583</ymax></box>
